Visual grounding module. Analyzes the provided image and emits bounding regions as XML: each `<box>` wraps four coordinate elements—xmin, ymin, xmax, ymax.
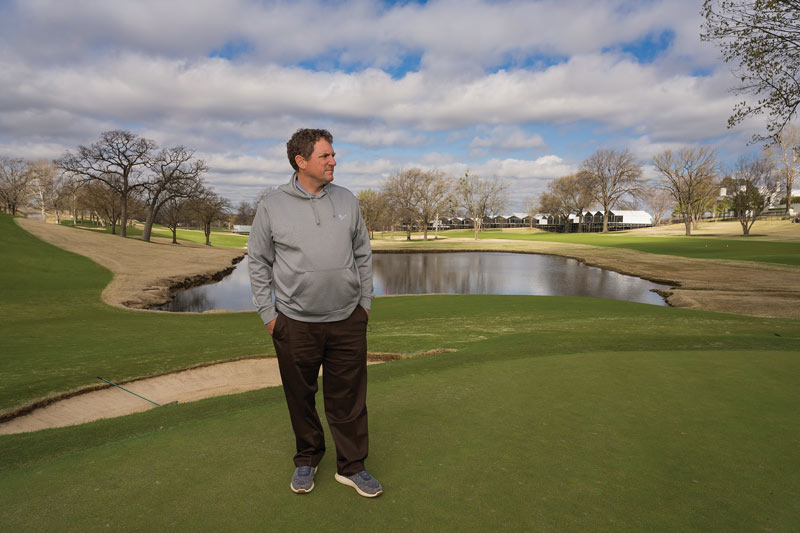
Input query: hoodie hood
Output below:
<box><xmin>279</xmin><ymin>172</ymin><xmax>336</xmax><ymax>225</ymax></box>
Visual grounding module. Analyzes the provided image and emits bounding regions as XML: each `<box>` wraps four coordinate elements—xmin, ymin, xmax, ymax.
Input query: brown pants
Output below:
<box><xmin>271</xmin><ymin>306</ymin><xmax>369</xmax><ymax>476</ymax></box>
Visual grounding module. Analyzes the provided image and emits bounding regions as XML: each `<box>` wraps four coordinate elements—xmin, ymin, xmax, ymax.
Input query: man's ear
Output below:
<box><xmin>295</xmin><ymin>154</ymin><xmax>307</xmax><ymax>170</ymax></box>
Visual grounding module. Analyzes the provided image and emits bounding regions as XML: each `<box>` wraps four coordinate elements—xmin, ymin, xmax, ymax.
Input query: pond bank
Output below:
<box><xmin>16</xmin><ymin>218</ymin><xmax>245</xmax><ymax>310</ymax></box>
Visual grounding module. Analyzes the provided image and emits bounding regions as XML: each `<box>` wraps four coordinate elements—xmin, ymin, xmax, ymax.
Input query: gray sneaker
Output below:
<box><xmin>290</xmin><ymin>466</ymin><xmax>317</xmax><ymax>494</ymax></box>
<box><xmin>334</xmin><ymin>471</ymin><xmax>383</xmax><ymax>498</ymax></box>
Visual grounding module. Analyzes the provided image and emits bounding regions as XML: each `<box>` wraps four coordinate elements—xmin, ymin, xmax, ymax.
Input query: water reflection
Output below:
<box><xmin>373</xmin><ymin>253</ymin><xmax>668</xmax><ymax>305</ymax></box>
<box><xmin>163</xmin><ymin>252</ymin><xmax>669</xmax><ymax>312</ymax></box>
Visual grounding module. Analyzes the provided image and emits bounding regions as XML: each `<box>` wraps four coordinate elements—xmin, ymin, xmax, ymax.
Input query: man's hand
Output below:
<box><xmin>362</xmin><ymin>306</ymin><xmax>370</xmax><ymax>318</ymax></box>
<box><xmin>266</xmin><ymin>318</ymin><xmax>277</xmax><ymax>335</ymax></box>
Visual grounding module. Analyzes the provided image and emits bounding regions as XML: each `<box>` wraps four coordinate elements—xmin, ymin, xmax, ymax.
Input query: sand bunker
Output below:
<box><xmin>0</xmin><ymin>357</ymin><xmax>393</xmax><ymax>435</ymax></box>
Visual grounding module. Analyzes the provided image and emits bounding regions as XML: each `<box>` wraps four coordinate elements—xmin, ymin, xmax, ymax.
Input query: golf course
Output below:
<box><xmin>1</xmin><ymin>213</ymin><xmax>799</xmax><ymax>531</ymax></box>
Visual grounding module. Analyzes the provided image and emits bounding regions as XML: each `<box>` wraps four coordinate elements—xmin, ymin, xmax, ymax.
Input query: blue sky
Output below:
<box><xmin>0</xmin><ymin>0</ymin><xmax>769</xmax><ymax>212</ymax></box>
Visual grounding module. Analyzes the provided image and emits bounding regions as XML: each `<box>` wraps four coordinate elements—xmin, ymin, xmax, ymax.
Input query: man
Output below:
<box><xmin>248</xmin><ymin>128</ymin><xmax>381</xmax><ymax>498</ymax></box>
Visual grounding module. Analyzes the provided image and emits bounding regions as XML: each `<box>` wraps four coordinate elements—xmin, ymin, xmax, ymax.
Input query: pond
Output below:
<box><xmin>160</xmin><ymin>252</ymin><xmax>670</xmax><ymax>312</ymax></box>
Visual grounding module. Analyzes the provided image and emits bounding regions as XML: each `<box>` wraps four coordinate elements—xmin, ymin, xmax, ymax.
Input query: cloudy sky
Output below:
<box><xmin>0</xmin><ymin>0</ymin><xmax>767</xmax><ymax>211</ymax></box>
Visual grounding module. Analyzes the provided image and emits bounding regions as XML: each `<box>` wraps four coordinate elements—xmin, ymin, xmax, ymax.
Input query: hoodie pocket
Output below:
<box><xmin>290</xmin><ymin>267</ymin><xmax>360</xmax><ymax>315</ymax></box>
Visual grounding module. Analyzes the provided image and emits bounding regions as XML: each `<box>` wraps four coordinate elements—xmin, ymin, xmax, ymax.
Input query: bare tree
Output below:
<box><xmin>83</xmin><ymin>181</ymin><xmax>123</xmax><ymax>233</ymax></box>
<box><xmin>234</xmin><ymin>200</ymin><xmax>257</xmax><ymax>226</ymax></box>
<box><xmin>56</xmin><ymin>130</ymin><xmax>156</xmax><ymax>237</ymax></box>
<box><xmin>27</xmin><ymin>160</ymin><xmax>62</xmax><ymax>221</ymax></box>
<box><xmin>725</xmin><ymin>155</ymin><xmax>778</xmax><ymax>234</ymax></box>
<box><xmin>141</xmin><ymin>146</ymin><xmax>206</xmax><ymax>242</ymax></box>
<box><xmin>564</xmin><ymin>173</ymin><xmax>595</xmax><ymax>232</ymax></box>
<box><xmin>383</xmin><ymin>168</ymin><xmax>424</xmax><ymax>241</ymax></box>
<box><xmin>581</xmin><ymin>149</ymin><xmax>645</xmax><ymax>232</ymax></box>
<box><xmin>191</xmin><ymin>189</ymin><xmax>230</xmax><ymax>246</ymax></box>
<box><xmin>456</xmin><ymin>171</ymin><xmax>508</xmax><ymax>240</ymax></box>
<box><xmin>158</xmin><ymin>196</ymin><xmax>193</xmax><ymax>244</ymax></box>
<box><xmin>357</xmin><ymin>188</ymin><xmax>389</xmax><ymax>239</ymax></box>
<box><xmin>522</xmin><ymin>195</ymin><xmax>538</xmax><ymax>228</ymax></box>
<box><xmin>0</xmin><ymin>157</ymin><xmax>32</xmax><ymax>216</ymax></box>
<box><xmin>416</xmin><ymin>170</ymin><xmax>453</xmax><ymax>240</ymax></box>
<box><xmin>538</xmin><ymin>176</ymin><xmax>575</xmax><ymax>232</ymax></box>
<box><xmin>764</xmin><ymin>124</ymin><xmax>800</xmax><ymax>215</ymax></box>
<box><xmin>652</xmin><ymin>147</ymin><xmax>719</xmax><ymax>235</ymax></box>
<box><xmin>644</xmin><ymin>185</ymin><xmax>674</xmax><ymax>226</ymax></box>
<box><xmin>52</xmin><ymin>174</ymin><xmax>78</xmax><ymax>224</ymax></box>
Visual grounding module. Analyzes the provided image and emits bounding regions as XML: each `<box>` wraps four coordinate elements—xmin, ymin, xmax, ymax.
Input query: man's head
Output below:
<box><xmin>287</xmin><ymin>129</ymin><xmax>334</xmax><ymax>172</ymax></box>
<box><xmin>287</xmin><ymin>128</ymin><xmax>336</xmax><ymax>194</ymax></box>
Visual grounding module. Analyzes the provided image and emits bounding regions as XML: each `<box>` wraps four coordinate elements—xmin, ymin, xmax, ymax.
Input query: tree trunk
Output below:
<box><xmin>171</xmin><ymin>228</ymin><xmax>178</xmax><ymax>244</ymax></box>
<box><xmin>141</xmin><ymin>206</ymin><xmax>156</xmax><ymax>242</ymax></box>
<box><xmin>602</xmin><ymin>211</ymin><xmax>609</xmax><ymax>233</ymax></box>
<box><xmin>204</xmin><ymin>224</ymin><xmax>211</xmax><ymax>245</ymax></box>
<box><xmin>119</xmin><ymin>194</ymin><xmax>128</xmax><ymax>238</ymax></box>
<box><xmin>684</xmin><ymin>217</ymin><xmax>692</xmax><ymax>236</ymax></box>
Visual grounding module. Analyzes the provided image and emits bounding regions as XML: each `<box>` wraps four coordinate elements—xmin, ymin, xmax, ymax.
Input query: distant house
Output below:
<box><xmin>233</xmin><ymin>225</ymin><xmax>252</xmax><ymax>234</ymax></box>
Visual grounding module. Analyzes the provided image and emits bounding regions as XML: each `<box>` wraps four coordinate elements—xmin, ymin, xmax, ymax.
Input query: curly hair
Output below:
<box><xmin>286</xmin><ymin>128</ymin><xmax>333</xmax><ymax>171</ymax></box>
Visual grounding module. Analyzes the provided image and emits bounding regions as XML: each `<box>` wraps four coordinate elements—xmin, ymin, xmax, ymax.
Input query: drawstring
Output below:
<box><xmin>309</xmin><ymin>198</ymin><xmax>321</xmax><ymax>225</ymax></box>
<box><xmin>327</xmin><ymin>193</ymin><xmax>336</xmax><ymax>219</ymax></box>
<box><xmin>301</xmin><ymin>184</ymin><xmax>333</xmax><ymax>226</ymax></box>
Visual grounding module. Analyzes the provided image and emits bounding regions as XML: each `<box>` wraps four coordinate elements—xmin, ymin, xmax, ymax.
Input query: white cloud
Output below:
<box><xmin>0</xmin><ymin>0</ymin><xmax>767</xmax><ymax>206</ymax></box>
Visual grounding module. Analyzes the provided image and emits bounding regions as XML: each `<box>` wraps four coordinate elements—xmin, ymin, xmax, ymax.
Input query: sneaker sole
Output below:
<box><xmin>290</xmin><ymin>466</ymin><xmax>317</xmax><ymax>494</ymax></box>
<box><xmin>334</xmin><ymin>473</ymin><xmax>383</xmax><ymax>498</ymax></box>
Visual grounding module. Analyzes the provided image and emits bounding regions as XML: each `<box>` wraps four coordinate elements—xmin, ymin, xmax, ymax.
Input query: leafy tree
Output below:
<box><xmin>701</xmin><ymin>0</ymin><xmax>800</xmax><ymax>141</ymax></box>
<box><xmin>456</xmin><ymin>171</ymin><xmax>508</xmax><ymax>240</ymax></box>
<box><xmin>56</xmin><ymin>130</ymin><xmax>156</xmax><ymax>237</ymax></box>
<box><xmin>764</xmin><ymin>123</ymin><xmax>800</xmax><ymax>214</ymax></box>
<box><xmin>581</xmin><ymin>149</ymin><xmax>645</xmax><ymax>232</ymax></box>
<box><xmin>651</xmin><ymin>147</ymin><xmax>719</xmax><ymax>235</ymax></box>
<box><xmin>724</xmin><ymin>155</ymin><xmax>778</xmax><ymax>234</ymax></box>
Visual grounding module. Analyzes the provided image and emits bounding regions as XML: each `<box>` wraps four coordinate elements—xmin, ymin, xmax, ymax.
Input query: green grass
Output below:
<box><xmin>148</xmin><ymin>226</ymin><xmax>248</xmax><ymax>248</ymax></box>
<box><xmin>0</xmin><ymin>215</ymin><xmax>264</xmax><ymax>412</ymax></box>
<box><xmin>404</xmin><ymin>228</ymin><xmax>800</xmax><ymax>266</ymax></box>
<box><xmin>62</xmin><ymin>220</ymin><xmax>248</xmax><ymax>248</ymax></box>
<box><xmin>2</xmin><ymin>213</ymin><xmax>800</xmax><ymax>530</ymax></box>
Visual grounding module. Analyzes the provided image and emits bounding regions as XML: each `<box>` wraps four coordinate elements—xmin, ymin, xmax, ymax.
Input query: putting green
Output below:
<box><xmin>1</xmin><ymin>348</ymin><xmax>798</xmax><ymax>530</ymax></box>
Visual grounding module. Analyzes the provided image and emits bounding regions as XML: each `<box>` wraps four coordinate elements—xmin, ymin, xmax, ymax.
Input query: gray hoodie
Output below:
<box><xmin>248</xmin><ymin>173</ymin><xmax>374</xmax><ymax>324</ymax></box>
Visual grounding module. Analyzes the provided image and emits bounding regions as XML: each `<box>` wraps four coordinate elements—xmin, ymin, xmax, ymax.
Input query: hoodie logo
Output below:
<box><xmin>337</xmin><ymin>213</ymin><xmax>347</xmax><ymax>220</ymax></box>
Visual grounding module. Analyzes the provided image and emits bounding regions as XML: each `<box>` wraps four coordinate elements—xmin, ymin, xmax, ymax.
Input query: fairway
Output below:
<box><xmin>431</xmin><ymin>228</ymin><xmax>800</xmax><ymax>266</ymax></box>
<box><xmin>2</xmin><ymin>213</ymin><xmax>799</xmax><ymax>530</ymax></box>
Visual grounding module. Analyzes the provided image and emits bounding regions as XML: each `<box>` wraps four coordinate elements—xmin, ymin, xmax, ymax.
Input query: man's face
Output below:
<box><xmin>296</xmin><ymin>139</ymin><xmax>336</xmax><ymax>191</ymax></box>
